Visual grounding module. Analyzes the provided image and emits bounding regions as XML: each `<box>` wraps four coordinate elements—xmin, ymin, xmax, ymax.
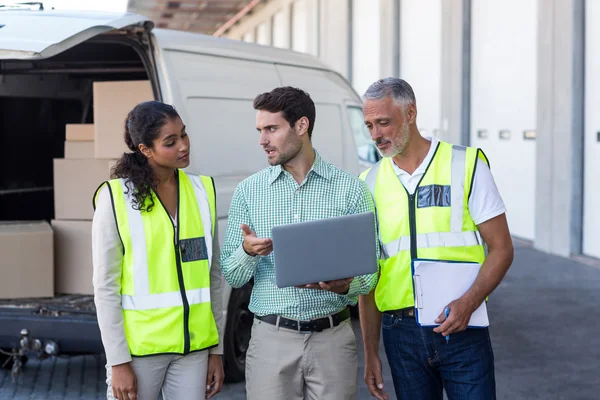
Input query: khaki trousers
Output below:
<box><xmin>105</xmin><ymin>350</ymin><xmax>209</xmax><ymax>400</ymax></box>
<box><xmin>245</xmin><ymin>316</ymin><xmax>358</xmax><ymax>400</ymax></box>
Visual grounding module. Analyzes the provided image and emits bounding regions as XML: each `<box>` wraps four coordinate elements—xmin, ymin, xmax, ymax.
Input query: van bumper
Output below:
<box><xmin>0</xmin><ymin>308</ymin><xmax>103</xmax><ymax>355</ymax></box>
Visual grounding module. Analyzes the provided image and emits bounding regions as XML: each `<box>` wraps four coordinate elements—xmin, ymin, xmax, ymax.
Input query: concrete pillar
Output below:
<box><xmin>306</xmin><ymin>0</ymin><xmax>319</xmax><ymax>56</ymax></box>
<box><xmin>440</xmin><ymin>0</ymin><xmax>470</xmax><ymax>146</ymax></box>
<box><xmin>379</xmin><ymin>0</ymin><xmax>399</xmax><ymax>79</ymax></box>
<box><xmin>535</xmin><ymin>0</ymin><xmax>584</xmax><ymax>256</ymax></box>
<box><xmin>352</xmin><ymin>0</ymin><xmax>382</xmax><ymax>95</ymax></box>
<box><xmin>256</xmin><ymin>18</ymin><xmax>272</xmax><ymax>46</ymax></box>
<box><xmin>319</xmin><ymin>0</ymin><xmax>351</xmax><ymax>79</ymax></box>
<box><xmin>224</xmin><ymin>0</ymin><xmax>293</xmax><ymax>48</ymax></box>
<box><xmin>290</xmin><ymin>0</ymin><xmax>319</xmax><ymax>56</ymax></box>
<box><xmin>276</xmin><ymin>2</ymin><xmax>293</xmax><ymax>49</ymax></box>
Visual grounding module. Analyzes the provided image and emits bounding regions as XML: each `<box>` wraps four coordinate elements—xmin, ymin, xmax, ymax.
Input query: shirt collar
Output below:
<box><xmin>269</xmin><ymin>149</ymin><xmax>332</xmax><ymax>185</ymax></box>
<box><xmin>392</xmin><ymin>136</ymin><xmax>438</xmax><ymax>177</ymax></box>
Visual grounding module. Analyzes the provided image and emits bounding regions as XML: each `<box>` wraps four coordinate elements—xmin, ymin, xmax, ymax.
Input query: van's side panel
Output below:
<box><xmin>310</xmin><ymin>103</ymin><xmax>345</xmax><ymax>168</ymax></box>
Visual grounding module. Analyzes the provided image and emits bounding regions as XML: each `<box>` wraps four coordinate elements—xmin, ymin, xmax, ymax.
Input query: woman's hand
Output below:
<box><xmin>205</xmin><ymin>354</ymin><xmax>224</xmax><ymax>399</ymax></box>
<box><xmin>112</xmin><ymin>362</ymin><xmax>138</xmax><ymax>400</ymax></box>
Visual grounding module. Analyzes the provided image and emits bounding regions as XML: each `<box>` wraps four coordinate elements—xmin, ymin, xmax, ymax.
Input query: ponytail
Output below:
<box><xmin>110</xmin><ymin>113</ymin><xmax>157</xmax><ymax>212</ymax></box>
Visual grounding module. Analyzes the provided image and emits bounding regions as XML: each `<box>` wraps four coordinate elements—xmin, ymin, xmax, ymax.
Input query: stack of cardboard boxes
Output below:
<box><xmin>51</xmin><ymin>80</ymin><xmax>153</xmax><ymax>295</ymax></box>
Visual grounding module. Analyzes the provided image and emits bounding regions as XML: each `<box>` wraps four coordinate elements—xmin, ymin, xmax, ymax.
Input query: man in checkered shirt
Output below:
<box><xmin>220</xmin><ymin>86</ymin><xmax>379</xmax><ymax>400</ymax></box>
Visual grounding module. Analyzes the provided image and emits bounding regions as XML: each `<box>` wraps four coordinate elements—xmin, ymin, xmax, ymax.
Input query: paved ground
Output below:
<box><xmin>489</xmin><ymin>241</ymin><xmax>600</xmax><ymax>400</ymax></box>
<box><xmin>1</xmin><ymin>241</ymin><xmax>599</xmax><ymax>399</ymax></box>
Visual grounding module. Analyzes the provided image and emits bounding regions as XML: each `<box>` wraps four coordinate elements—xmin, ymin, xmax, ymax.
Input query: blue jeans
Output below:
<box><xmin>381</xmin><ymin>313</ymin><xmax>496</xmax><ymax>400</ymax></box>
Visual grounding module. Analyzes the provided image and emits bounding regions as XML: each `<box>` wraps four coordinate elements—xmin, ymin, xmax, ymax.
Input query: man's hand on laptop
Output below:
<box><xmin>297</xmin><ymin>277</ymin><xmax>354</xmax><ymax>294</ymax></box>
<box><xmin>241</xmin><ymin>223</ymin><xmax>273</xmax><ymax>256</ymax></box>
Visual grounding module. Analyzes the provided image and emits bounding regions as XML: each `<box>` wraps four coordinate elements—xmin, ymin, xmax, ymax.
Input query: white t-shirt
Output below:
<box><xmin>392</xmin><ymin>137</ymin><xmax>506</xmax><ymax>225</ymax></box>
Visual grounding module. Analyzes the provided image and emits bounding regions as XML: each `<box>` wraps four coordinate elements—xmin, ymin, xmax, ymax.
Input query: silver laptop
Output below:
<box><xmin>271</xmin><ymin>212</ymin><xmax>378</xmax><ymax>288</ymax></box>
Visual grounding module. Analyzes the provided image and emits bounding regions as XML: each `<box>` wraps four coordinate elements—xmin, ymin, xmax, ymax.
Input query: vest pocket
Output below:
<box><xmin>417</xmin><ymin>185</ymin><xmax>451</xmax><ymax>208</ymax></box>
<box><xmin>180</xmin><ymin>237</ymin><xmax>208</xmax><ymax>262</ymax></box>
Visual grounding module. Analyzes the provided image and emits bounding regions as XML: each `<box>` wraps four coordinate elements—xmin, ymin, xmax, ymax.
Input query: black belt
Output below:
<box><xmin>385</xmin><ymin>308</ymin><xmax>415</xmax><ymax>318</ymax></box>
<box><xmin>256</xmin><ymin>308</ymin><xmax>351</xmax><ymax>333</ymax></box>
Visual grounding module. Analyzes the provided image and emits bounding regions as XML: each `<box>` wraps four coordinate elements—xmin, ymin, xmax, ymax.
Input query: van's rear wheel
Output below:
<box><xmin>223</xmin><ymin>283</ymin><xmax>253</xmax><ymax>383</ymax></box>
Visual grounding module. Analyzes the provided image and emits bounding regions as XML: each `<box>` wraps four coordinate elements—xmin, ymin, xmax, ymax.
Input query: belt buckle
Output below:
<box><xmin>298</xmin><ymin>320</ymin><xmax>310</xmax><ymax>334</ymax></box>
<box><xmin>298</xmin><ymin>319</ymin><xmax>325</xmax><ymax>334</ymax></box>
<box><xmin>402</xmin><ymin>308</ymin><xmax>415</xmax><ymax>318</ymax></box>
<box><xmin>298</xmin><ymin>320</ymin><xmax>317</xmax><ymax>334</ymax></box>
<box><xmin>387</xmin><ymin>308</ymin><xmax>414</xmax><ymax>318</ymax></box>
<box><xmin>395</xmin><ymin>308</ymin><xmax>413</xmax><ymax>318</ymax></box>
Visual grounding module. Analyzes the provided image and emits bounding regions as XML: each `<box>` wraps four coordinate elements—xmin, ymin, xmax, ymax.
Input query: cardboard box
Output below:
<box><xmin>64</xmin><ymin>141</ymin><xmax>94</xmax><ymax>159</ymax></box>
<box><xmin>53</xmin><ymin>158</ymin><xmax>117</xmax><ymax>220</ymax></box>
<box><xmin>93</xmin><ymin>80</ymin><xmax>153</xmax><ymax>159</ymax></box>
<box><xmin>51</xmin><ymin>220</ymin><xmax>93</xmax><ymax>295</ymax></box>
<box><xmin>0</xmin><ymin>221</ymin><xmax>54</xmax><ymax>299</ymax></box>
<box><xmin>66</xmin><ymin>124</ymin><xmax>94</xmax><ymax>141</ymax></box>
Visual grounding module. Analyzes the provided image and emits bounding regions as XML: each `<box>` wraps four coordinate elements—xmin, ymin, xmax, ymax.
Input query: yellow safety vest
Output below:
<box><xmin>359</xmin><ymin>141</ymin><xmax>489</xmax><ymax>312</ymax></box>
<box><xmin>93</xmin><ymin>170</ymin><xmax>219</xmax><ymax>357</ymax></box>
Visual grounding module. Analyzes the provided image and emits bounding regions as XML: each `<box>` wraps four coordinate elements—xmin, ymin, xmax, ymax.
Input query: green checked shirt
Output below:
<box><xmin>220</xmin><ymin>149</ymin><xmax>379</xmax><ymax>320</ymax></box>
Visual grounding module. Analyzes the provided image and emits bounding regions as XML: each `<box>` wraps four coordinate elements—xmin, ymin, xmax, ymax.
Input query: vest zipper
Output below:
<box><xmin>400</xmin><ymin>142</ymin><xmax>441</xmax><ymax>260</ymax></box>
<box><xmin>174</xmin><ymin>243</ymin><xmax>191</xmax><ymax>355</ymax></box>
<box><xmin>175</xmin><ymin>173</ymin><xmax>191</xmax><ymax>355</ymax></box>
<box><xmin>408</xmin><ymin>193</ymin><xmax>417</xmax><ymax>259</ymax></box>
<box><xmin>155</xmin><ymin>171</ymin><xmax>191</xmax><ymax>355</ymax></box>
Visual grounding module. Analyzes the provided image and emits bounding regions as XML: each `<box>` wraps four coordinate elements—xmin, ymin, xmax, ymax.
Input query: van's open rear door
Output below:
<box><xmin>0</xmin><ymin>10</ymin><xmax>153</xmax><ymax>60</ymax></box>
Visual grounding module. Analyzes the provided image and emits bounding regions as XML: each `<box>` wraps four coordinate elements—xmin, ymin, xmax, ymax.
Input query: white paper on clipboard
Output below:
<box><xmin>412</xmin><ymin>259</ymin><xmax>489</xmax><ymax>327</ymax></box>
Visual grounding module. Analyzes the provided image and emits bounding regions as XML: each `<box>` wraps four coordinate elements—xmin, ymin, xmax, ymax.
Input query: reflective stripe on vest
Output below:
<box><xmin>360</xmin><ymin>141</ymin><xmax>488</xmax><ymax>312</ymax></box>
<box><xmin>93</xmin><ymin>170</ymin><xmax>219</xmax><ymax>356</ymax></box>
<box><xmin>381</xmin><ymin>230</ymin><xmax>483</xmax><ymax>260</ymax></box>
<box><xmin>122</xmin><ymin>287</ymin><xmax>211</xmax><ymax>311</ymax></box>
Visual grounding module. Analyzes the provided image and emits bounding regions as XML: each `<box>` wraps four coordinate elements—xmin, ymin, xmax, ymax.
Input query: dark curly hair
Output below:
<box><xmin>253</xmin><ymin>86</ymin><xmax>316</xmax><ymax>138</ymax></box>
<box><xmin>110</xmin><ymin>101</ymin><xmax>180</xmax><ymax>212</ymax></box>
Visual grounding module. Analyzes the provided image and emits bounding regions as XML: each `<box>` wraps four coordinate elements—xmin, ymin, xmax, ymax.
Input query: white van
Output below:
<box><xmin>0</xmin><ymin>8</ymin><xmax>380</xmax><ymax>381</ymax></box>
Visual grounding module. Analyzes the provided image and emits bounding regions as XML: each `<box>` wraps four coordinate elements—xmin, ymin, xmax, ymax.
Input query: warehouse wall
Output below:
<box><xmin>223</xmin><ymin>0</ymin><xmax>596</xmax><ymax>260</ymax></box>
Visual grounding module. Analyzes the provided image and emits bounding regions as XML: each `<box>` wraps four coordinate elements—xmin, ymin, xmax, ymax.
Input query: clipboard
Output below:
<box><xmin>411</xmin><ymin>258</ymin><xmax>489</xmax><ymax>328</ymax></box>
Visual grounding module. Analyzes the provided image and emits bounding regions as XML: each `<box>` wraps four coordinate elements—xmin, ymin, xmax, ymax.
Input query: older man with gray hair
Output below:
<box><xmin>357</xmin><ymin>77</ymin><xmax>514</xmax><ymax>400</ymax></box>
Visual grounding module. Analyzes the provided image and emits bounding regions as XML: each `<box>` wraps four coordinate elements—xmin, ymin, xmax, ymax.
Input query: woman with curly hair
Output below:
<box><xmin>92</xmin><ymin>101</ymin><xmax>224</xmax><ymax>400</ymax></box>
